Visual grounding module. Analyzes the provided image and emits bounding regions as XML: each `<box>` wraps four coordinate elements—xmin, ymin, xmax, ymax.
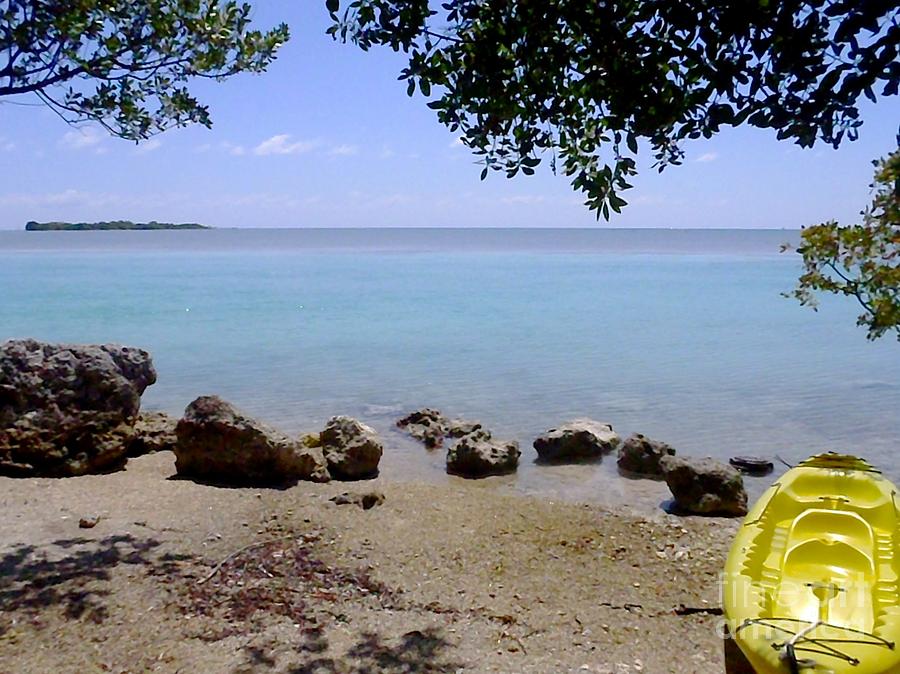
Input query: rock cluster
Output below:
<box><xmin>174</xmin><ymin>396</ymin><xmax>330</xmax><ymax>485</ymax></box>
<box><xmin>397</xmin><ymin>408</ymin><xmax>518</xmax><ymax>478</ymax></box>
<box><xmin>397</xmin><ymin>408</ymin><xmax>447</xmax><ymax>447</ymax></box>
<box><xmin>533</xmin><ymin>419</ymin><xmax>620</xmax><ymax>462</ymax></box>
<box><xmin>397</xmin><ymin>408</ymin><xmax>483</xmax><ymax>448</ymax></box>
<box><xmin>0</xmin><ymin>339</ymin><xmax>156</xmax><ymax>476</ymax></box>
<box><xmin>0</xmin><ymin>339</ymin><xmax>752</xmax><ymax>518</ymax></box>
<box><xmin>173</xmin><ymin>400</ymin><xmax>384</xmax><ymax>486</ymax></box>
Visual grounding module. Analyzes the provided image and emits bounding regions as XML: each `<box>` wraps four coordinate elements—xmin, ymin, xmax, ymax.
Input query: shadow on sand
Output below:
<box><xmin>234</xmin><ymin>626</ymin><xmax>462</xmax><ymax>674</ymax></box>
<box><xmin>0</xmin><ymin>534</ymin><xmax>190</xmax><ymax>632</ymax></box>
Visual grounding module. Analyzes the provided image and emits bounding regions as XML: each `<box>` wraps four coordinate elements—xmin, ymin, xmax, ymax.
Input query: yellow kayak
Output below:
<box><xmin>723</xmin><ymin>453</ymin><xmax>900</xmax><ymax>674</ymax></box>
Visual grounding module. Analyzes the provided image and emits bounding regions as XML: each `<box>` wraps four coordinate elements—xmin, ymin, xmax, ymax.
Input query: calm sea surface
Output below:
<box><xmin>2</xmin><ymin>228</ymin><xmax>897</xmax><ymax>507</ymax></box>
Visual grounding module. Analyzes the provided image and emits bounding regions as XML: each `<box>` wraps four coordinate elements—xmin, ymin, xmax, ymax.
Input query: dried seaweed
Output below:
<box><xmin>181</xmin><ymin>532</ymin><xmax>394</xmax><ymax>639</ymax></box>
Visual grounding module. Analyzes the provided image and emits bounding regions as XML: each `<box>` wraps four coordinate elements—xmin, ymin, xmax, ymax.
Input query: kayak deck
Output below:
<box><xmin>724</xmin><ymin>454</ymin><xmax>900</xmax><ymax>673</ymax></box>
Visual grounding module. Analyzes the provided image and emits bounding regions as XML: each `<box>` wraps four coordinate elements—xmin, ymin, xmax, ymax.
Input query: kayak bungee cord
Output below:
<box><xmin>735</xmin><ymin>617</ymin><xmax>896</xmax><ymax>670</ymax></box>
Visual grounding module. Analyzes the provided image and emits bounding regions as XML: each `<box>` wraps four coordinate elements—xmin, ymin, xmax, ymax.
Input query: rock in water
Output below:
<box><xmin>661</xmin><ymin>455</ymin><xmax>748</xmax><ymax>516</ymax></box>
<box><xmin>174</xmin><ymin>396</ymin><xmax>329</xmax><ymax>485</ymax></box>
<box><xmin>0</xmin><ymin>339</ymin><xmax>156</xmax><ymax>477</ymax></box>
<box><xmin>320</xmin><ymin>416</ymin><xmax>383</xmax><ymax>480</ymax></box>
<box><xmin>396</xmin><ymin>408</ymin><xmax>486</xmax><ymax>448</ymax></box>
<box><xmin>533</xmin><ymin>419</ymin><xmax>620</xmax><ymax>462</ymax></box>
<box><xmin>447</xmin><ymin>433</ymin><xmax>519</xmax><ymax>478</ymax></box>
<box><xmin>397</xmin><ymin>408</ymin><xmax>448</xmax><ymax>448</ymax></box>
<box><xmin>728</xmin><ymin>456</ymin><xmax>774</xmax><ymax>476</ymax></box>
<box><xmin>445</xmin><ymin>418</ymin><xmax>483</xmax><ymax>438</ymax></box>
<box><xmin>617</xmin><ymin>433</ymin><xmax>676</xmax><ymax>477</ymax></box>
<box><xmin>128</xmin><ymin>411</ymin><xmax>178</xmax><ymax>456</ymax></box>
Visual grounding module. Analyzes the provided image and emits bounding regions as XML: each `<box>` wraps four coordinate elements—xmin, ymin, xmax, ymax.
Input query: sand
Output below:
<box><xmin>0</xmin><ymin>452</ymin><xmax>740</xmax><ymax>673</ymax></box>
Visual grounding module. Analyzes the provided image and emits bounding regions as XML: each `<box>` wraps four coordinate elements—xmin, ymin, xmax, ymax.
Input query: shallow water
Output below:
<box><xmin>1</xmin><ymin>228</ymin><xmax>897</xmax><ymax>507</ymax></box>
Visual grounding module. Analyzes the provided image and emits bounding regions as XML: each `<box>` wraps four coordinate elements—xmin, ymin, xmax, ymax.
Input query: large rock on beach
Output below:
<box><xmin>617</xmin><ymin>433</ymin><xmax>676</xmax><ymax>478</ymax></box>
<box><xmin>661</xmin><ymin>455</ymin><xmax>748</xmax><ymax>517</ymax></box>
<box><xmin>533</xmin><ymin>419</ymin><xmax>620</xmax><ymax>462</ymax></box>
<box><xmin>0</xmin><ymin>338</ymin><xmax>156</xmax><ymax>476</ymax></box>
<box><xmin>320</xmin><ymin>416</ymin><xmax>383</xmax><ymax>479</ymax></box>
<box><xmin>447</xmin><ymin>432</ymin><xmax>520</xmax><ymax>478</ymax></box>
<box><xmin>128</xmin><ymin>411</ymin><xmax>178</xmax><ymax>457</ymax></box>
<box><xmin>174</xmin><ymin>396</ymin><xmax>329</xmax><ymax>485</ymax></box>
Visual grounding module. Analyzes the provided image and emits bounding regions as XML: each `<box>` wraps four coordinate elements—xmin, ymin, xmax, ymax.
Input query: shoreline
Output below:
<box><xmin>0</xmin><ymin>451</ymin><xmax>738</xmax><ymax>673</ymax></box>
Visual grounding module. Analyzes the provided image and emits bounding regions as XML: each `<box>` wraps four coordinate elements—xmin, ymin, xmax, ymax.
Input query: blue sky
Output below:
<box><xmin>0</xmin><ymin>2</ymin><xmax>898</xmax><ymax>230</ymax></box>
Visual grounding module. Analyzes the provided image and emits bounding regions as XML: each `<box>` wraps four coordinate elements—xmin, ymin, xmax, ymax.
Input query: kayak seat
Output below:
<box><xmin>775</xmin><ymin>511</ymin><xmax>878</xmax><ymax>629</ymax></box>
<box><xmin>783</xmin><ymin>538</ymin><xmax>874</xmax><ymax>576</ymax></box>
<box><xmin>786</xmin><ymin>509</ymin><xmax>875</xmax><ymax>553</ymax></box>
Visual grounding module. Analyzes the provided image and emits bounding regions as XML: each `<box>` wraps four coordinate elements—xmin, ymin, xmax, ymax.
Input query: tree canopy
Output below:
<box><xmin>328</xmin><ymin>0</ymin><xmax>899</xmax><ymax>218</ymax></box>
<box><xmin>789</xmin><ymin>143</ymin><xmax>900</xmax><ymax>341</ymax></box>
<box><xmin>0</xmin><ymin>0</ymin><xmax>288</xmax><ymax>139</ymax></box>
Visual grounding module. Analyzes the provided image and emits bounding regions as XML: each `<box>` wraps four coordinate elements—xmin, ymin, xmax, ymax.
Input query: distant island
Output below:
<box><xmin>25</xmin><ymin>220</ymin><xmax>210</xmax><ymax>231</ymax></box>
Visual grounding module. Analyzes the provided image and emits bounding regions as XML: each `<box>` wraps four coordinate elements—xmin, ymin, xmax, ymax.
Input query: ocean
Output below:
<box><xmin>2</xmin><ymin>228</ymin><xmax>897</xmax><ymax>506</ymax></box>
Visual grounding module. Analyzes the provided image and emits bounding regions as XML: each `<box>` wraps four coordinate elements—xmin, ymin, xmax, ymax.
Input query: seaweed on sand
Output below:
<box><xmin>182</xmin><ymin>531</ymin><xmax>395</xmax><ymax>640</ymax></box>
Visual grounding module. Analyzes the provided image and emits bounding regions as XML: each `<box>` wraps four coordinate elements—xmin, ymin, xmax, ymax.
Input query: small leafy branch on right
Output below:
<box><xmin>787</xmin><ymin>142</ymin><xmax>900</xmax><ymax>341</ymax></box>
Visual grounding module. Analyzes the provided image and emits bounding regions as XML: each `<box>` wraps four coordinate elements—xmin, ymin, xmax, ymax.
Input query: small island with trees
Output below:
<box><xmin>25</xmin><ymin>220</ymin><xmax>210</xmax><ymax>231</ymax></box>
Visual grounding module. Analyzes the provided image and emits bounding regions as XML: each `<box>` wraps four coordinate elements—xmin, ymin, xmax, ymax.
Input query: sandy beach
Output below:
<box><xmin>0</xmin><ymin>451</ymin><xmax>739</xmax><ymax>673</ymax></box>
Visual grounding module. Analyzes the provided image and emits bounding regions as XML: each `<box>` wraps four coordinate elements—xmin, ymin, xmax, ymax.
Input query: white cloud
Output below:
<box><xmin>60</xmin><ymin>127</ymin><xmax>104</xmax><ymax>151</ymax></box>
<box><xmin>695</xmin><ymin>152</ymin><xmax>718</xmax><ymax>163</ymax></box>
<box><xmin>449</xmin><ymin>137</ymin><xmax>466</xmax><ymax>148</ymax></box>
<box><xmin>379</xmin><ymin>145</ymin><xmax>396</xmax><ymax>159</ymax></box>
<box><xmin>135</xmin><ymin>138</ymin><xmax>162</xmax><ymax>154</ymax></box>
<box><xmin>328</xmin><ymin>144</ymin><xmax>359</xmax><ymax>157</ymax></box>
<box><xmin>0</xmin><ymin>136</ymin><xmax>15</xmax><ymax>152</ymax></box>
<box><xmin>253</xmin><ymin>134</ymin><xmax>317</xmax><ymax>156</ymax></box>
<box><xmin>221</xmin><ymin>141</ymin><xmax>246</xmax><ymax>156</ymax></box>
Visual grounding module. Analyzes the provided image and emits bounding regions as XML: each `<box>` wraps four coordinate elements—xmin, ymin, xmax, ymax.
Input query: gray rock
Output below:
<box><xmin>397</xmin><ymin>408</ymin><xmax>446</xmax><ymax>427</ymax></box>
<box><xmin>321</xmin><ymin>416</ymin><xmax>383</xmax><ymax>480</ymax></box>
<box><xmin>533</xmin><ymin>419</ymin><xmax>620</xmax><ymax>462</ymax></box>
<box><xmin>397</xmin><ymin>408</ymin><xmax>447</xmax><ymax>448</ymax></box>
<box><xmin>446</xmin><ymin>418</ymin><xmax>484</xmax><ymax>438</ymax></box>
<box><xmin>128</xmin><ymin>411</ymin><xmax>178</xmax><ymax>457</ymax></box>
<box><xmin>330</xmin><ymin>491</ymin><xmax>385</xmax><ymax>510</ymax></box>
<box><xmin>414</xmin><ymin>423</ymin><xmax>447</xmax><ymax>448</ymax></box>
<box><xmin>174</xmin><ymin>396</ymin><xmax>329</xmax><ymax>485</ymax></box>
<box><xmin>728</xmin><ymin>456</ymin><xmax>774</xmax><ymax>476</ymax></box>
<box><xmin>447</xmin><ymin>433</ymin><xmax>519</xmax><ymax>478</ymax></box>
<box><xmin>0</xmin><ymin>339</ymin><xmax>156</xmax><ymax>477</ymax></box>
<box><xmin>617</xmin><ymin>433</ymin><xmax>676</xmax><ymax>478</ymax></box>
<box><xmin>661</xmin><ymin>455</ymin><xmax>748</xmax><ymax>516</ymax></box>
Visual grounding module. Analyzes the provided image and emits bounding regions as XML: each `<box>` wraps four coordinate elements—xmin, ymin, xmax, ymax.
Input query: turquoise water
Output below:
<box><xmin>1</xmin><ymin>229</ymin><xmax>897</xmax><ymax>504</ymax></box>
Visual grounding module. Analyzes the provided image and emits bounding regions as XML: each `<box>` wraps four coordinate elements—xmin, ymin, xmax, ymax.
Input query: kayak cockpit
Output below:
<box><xmin>724</xmin><ymin>454</ymin><xmax>900</xmax><ymax>674</ymax></box>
